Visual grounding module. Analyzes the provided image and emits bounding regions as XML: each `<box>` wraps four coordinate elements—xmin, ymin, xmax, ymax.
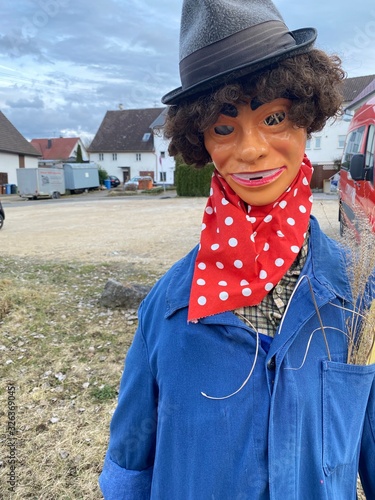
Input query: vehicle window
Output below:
<box><xmin>365</xmin><ymin>125</ymin><xmax>375</xmax><ymax>170</ymax></box>
<box><xmin>341</xmin><ymin>126</ymin><xmax>365</xmax><ymax>170</ymax></box>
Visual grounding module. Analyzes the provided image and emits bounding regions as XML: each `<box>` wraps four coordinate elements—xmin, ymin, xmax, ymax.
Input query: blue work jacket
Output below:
<box><xmin>100</xmin><ymin>216</ymin><xmax>375</xmax><ymax>499</ymax></box>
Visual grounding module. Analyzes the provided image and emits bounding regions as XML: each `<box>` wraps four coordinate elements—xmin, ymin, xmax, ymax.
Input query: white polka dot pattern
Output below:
<box><xmin>188</xmin><ymin>158</ymin><xmax>314</xmax><ymax>321</ymax></box>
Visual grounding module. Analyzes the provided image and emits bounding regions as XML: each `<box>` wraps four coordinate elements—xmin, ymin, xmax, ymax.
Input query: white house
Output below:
<box><xmin>88</xmin><ymin>107</ymin><xmax>175</xmax><ymax>185</ymax></box>
<box><xmin>307</xmin><ymin>74</ymin><xmax>375</xmax><ymax>189</ymax></box>
<box><xmin>150</xmin><ymin>108</ymin><xmax>175</xmax><ymax>185</ymax></box>
<box><xmin>0</xmin><ymin>111</ymin><xmax>40</xmax><ymax>189</ymax></box>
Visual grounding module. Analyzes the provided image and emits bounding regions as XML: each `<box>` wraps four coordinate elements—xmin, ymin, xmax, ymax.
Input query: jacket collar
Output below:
<box><xmin>165</xmin><ymin>216</ymin><xmax>352</xmax><ymax>320</ymax></box>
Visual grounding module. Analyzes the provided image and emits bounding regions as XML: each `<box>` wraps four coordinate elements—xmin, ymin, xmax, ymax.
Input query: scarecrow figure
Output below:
<box><xmin>100</xmin><ymin>1</ymin><xmax>375</xmax><ymax>498</ymax></box>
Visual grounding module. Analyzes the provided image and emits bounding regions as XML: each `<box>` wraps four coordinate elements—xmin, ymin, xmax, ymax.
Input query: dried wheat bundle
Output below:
<box><xmin>341</xmin><ymin>208</ymin><xmax>375</xmax><ymax>365</ymax></box>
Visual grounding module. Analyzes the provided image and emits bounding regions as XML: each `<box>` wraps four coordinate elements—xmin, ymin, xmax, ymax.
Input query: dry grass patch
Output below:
<box><xmin>0</xmin><ymin>256</ymin><xmax>160</xmax><ymax>499</ymax></box>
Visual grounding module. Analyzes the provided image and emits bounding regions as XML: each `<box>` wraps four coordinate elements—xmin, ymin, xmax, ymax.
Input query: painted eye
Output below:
<box><xmin>214</xmin><ymin>125</ymin><xmax>234</xmax><ymax>135</ymax></box>
<box><xmin>264</xmin><ymin>111</ymin><xmax>286</xmax><ymax>126</ymax></box>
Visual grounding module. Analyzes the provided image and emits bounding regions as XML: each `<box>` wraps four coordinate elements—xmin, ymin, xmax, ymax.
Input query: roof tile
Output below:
<box><xmin>341</xmin><ymin>74</ymin><xmax>375</xmax><ymax>102</ymax></box>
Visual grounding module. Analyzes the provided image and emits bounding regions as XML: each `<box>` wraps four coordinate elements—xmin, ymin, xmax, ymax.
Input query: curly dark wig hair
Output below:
<box><xmin>164</xmin><ymin>49</ymin><xmax>346</xmax><ymax>167</ymax></box>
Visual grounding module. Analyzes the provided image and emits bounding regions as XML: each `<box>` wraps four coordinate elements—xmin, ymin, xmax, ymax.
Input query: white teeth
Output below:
<box><xmin>237</xmin><ymin>168</ymin><xmax>280</xmax><ymax>180</ymax></box>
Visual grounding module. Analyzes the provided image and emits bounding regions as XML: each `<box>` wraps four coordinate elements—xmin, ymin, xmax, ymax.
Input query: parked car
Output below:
<box><xmin>0</xmin><ymin>200</ymin><xmax>5</xmax><ymax>229</ymax></box>
<box><xmin>338</xmin><ymin>96</ymin><xmax>375</xmax><ymax>236</ymax></box>
<box><xmin>124</xmin><ymin>176</ymin><xmax>153</xmax><ymax>189</ymax></box>
<box><xmin>109</xmin><ymin>175</ymin><xmax>121</xmax><ymax>188</ymax></box>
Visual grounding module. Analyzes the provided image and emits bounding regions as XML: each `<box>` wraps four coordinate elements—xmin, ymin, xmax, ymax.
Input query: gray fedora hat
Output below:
<box><xmin>162</xmin><ymin>0</ymin><xmax>317</xmax><ymax>105</ymax></box>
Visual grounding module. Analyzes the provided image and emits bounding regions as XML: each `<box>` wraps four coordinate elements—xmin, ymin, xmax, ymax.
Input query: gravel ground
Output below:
<box><xmin>0</xmin><ymin>191</ymin><xmax>340</xmax><ymax>268</ymax></box>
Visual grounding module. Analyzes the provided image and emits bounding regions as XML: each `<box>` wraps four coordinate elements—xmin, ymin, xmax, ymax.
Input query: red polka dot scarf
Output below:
<box><xmin>188</xmin><ymin>156</ymin><xmax>313</xmax><ymax>322</ymax></box>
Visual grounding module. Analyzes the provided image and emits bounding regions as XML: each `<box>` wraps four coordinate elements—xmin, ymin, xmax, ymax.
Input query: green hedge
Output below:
<box><xmin>175</xmin><ymin>162</ymin><xmax>214</xmax><ymax>197</ymax></box>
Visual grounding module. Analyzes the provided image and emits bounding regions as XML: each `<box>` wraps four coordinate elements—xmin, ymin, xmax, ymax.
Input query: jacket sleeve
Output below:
<box><xmin>359</xmin><ymin>376</ymin><xmax>375</xmax><ymax>497</ymax></box>
<box><xmin>99</xmin><ymin>303</ymin><xmax>158</xmax><ymax>499</ymax></box>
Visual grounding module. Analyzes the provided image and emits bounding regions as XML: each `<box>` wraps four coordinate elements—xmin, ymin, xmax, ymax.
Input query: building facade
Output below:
<box><xmin>88</xmin><ymin>107</ymin><xmax>175</xmax><ymax>185</ymax></box>
<box><xmin>0</xmin><ymin>111</ymin><xmax>40</xmax><ymax>188</ymax></box>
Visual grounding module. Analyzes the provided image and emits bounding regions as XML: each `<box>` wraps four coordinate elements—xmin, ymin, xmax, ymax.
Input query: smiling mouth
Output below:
<box><xmin>231</xmin><ymin>167</ymin><xmax>285</xmax><ymax>187</ymax></box>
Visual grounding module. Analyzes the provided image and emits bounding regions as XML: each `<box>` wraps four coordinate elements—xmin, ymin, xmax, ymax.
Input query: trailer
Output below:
<box><xmin>63</xmin><ymin>163</ymin><xmax>100</xmax><ymax>192</ymax></box>
<box><xmin>16</xmin><ymin>168</ymin><xmax>66</xmax><ymax>199</ymax></box>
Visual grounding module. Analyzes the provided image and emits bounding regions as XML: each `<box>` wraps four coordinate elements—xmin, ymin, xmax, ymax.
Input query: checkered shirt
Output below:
<box><xmin>235</xmin><ymin>231</ymin><xmax>310</xmax><ymax>337</ymax></box>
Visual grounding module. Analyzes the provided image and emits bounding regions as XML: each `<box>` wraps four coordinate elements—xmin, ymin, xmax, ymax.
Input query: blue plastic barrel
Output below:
<box><xmin>5</xmin><ymin>184</ymin><xmax>11</xmax><ymax>195</ymax></box>
<box><xmin>104</xmin><ymin>179</ymin><xmax>111</xmax><ymax>189</ymax></box>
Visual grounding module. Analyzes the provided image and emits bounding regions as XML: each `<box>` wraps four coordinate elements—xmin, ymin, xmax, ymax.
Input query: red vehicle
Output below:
<box><xmin>338</xmin><ymin>96</ymin><xmax>375</xmax><ymax>236</ymax></box>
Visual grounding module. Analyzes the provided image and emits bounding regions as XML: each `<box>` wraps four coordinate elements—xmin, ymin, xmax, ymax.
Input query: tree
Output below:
<box><xmin>75</xmin><ymin>144</ymin><xmax>83</xmax><ymax>163</ymax></box>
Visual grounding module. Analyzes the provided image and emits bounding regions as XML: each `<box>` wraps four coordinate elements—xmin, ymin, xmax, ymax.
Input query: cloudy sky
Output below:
<box><xmin>1</xmin><ymin>0</ymin><xmax>374</xmax><ymax>145</ymax></box>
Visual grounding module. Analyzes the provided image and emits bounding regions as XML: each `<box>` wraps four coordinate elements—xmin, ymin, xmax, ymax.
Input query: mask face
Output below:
<box><xmin>203</xmin><ymin>98</ymin><xmax>307</xmax><ymax>206</ymax></box>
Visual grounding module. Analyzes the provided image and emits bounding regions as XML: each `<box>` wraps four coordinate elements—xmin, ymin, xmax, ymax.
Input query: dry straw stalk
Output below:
<box><xmin>342</xmin><ymin>208</ymin><xmax>375</xmax><ymax>365</ymax></box>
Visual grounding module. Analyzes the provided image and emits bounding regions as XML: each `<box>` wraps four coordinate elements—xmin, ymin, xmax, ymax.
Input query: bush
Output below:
<box><xmin>175</xmin><ymin>162</ymin><xmax>214</xmax><ymax>197</ymax></box>
<box><xmin>98</xmin><ymin>166</ymin><xmax>108</xmax><ymax>185</ymax></box>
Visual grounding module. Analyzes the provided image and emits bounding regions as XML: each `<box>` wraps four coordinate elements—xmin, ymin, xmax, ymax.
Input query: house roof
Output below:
<box><xmin>150</xmin><ymin>107</ymin><xmax>168</xmax><ymax>129</ymax></box>
<box><xmin>88</xmin><ymin>108</ymin><xmax>165</xmax><ymax>153</ymax></box>
<box><xmin>346</xmin><ymin>77</ymin><xmax>375</xmax><ymax>109</ymax></box>
<box><xmin>30</xmin><ymin>137</ymin><xmax>81</xmax><ymax>160</ymax></box>
<box><xmin>0</xmin><ymin>111</ymin><xmax>40</xmax><ymax>157</ymax></box>
<box><xmin>341</xmin><ymin>74</ymin><xmax>375</xmax><ymax>103</ymax></box>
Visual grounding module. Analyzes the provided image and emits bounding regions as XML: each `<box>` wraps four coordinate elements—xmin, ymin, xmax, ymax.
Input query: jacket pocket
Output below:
<box><xmin>322</xmin><ymin>360</ymin><xmax>375</xmax><ymax>475</ymax></box>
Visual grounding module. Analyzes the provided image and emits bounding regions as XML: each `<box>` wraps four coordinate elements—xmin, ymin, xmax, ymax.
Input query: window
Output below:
<box><xmin>99</xmin><ymin>153</ymin><xmax>104</xmax><ymax>161</ymax></box>
<box><xmin>365</xmin><ymin>125</ymin><xmax>375</xmax><ymax>171</ymax></box>
<box><xmin>305</xmin><ymin>139</ymin><xmax>311</xmax><ymax>150</ymax></box>
<box><xmin>160</xmin><ymin>151</ymin><xmax>165</xmax><ymax>158</ymax></box>
<box><xmin>112</xmin><ymin>153</ymin><xmax>117</xmax><ymax>161</ymax></box>
<box><xmin>341</xmin><ymin>126</ymin><xmax>365</xmax><ymax>170</ymax></box>
<box><xmin>136</xmin><ymin>153</ymin><xmax>141</xmax><ymax>161</ymax></box>
<box><xmin>160</xmin><ymin>171</ymin><xmax>166</xmax><ymax>182</ymax></box>
<box><xmin>338</xmin><ymin>135</ymin><xmax>346</xmax><ymax>149</ymax></box>
<box><xmin>314</xmin><ymin>136</ymin><xmax>321</xmax><ymax>149</ymax></box>
<box><xmin>142</xmin><ymin>133</ymin><xmax>151</xmax><ymax>142</ymax></box>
